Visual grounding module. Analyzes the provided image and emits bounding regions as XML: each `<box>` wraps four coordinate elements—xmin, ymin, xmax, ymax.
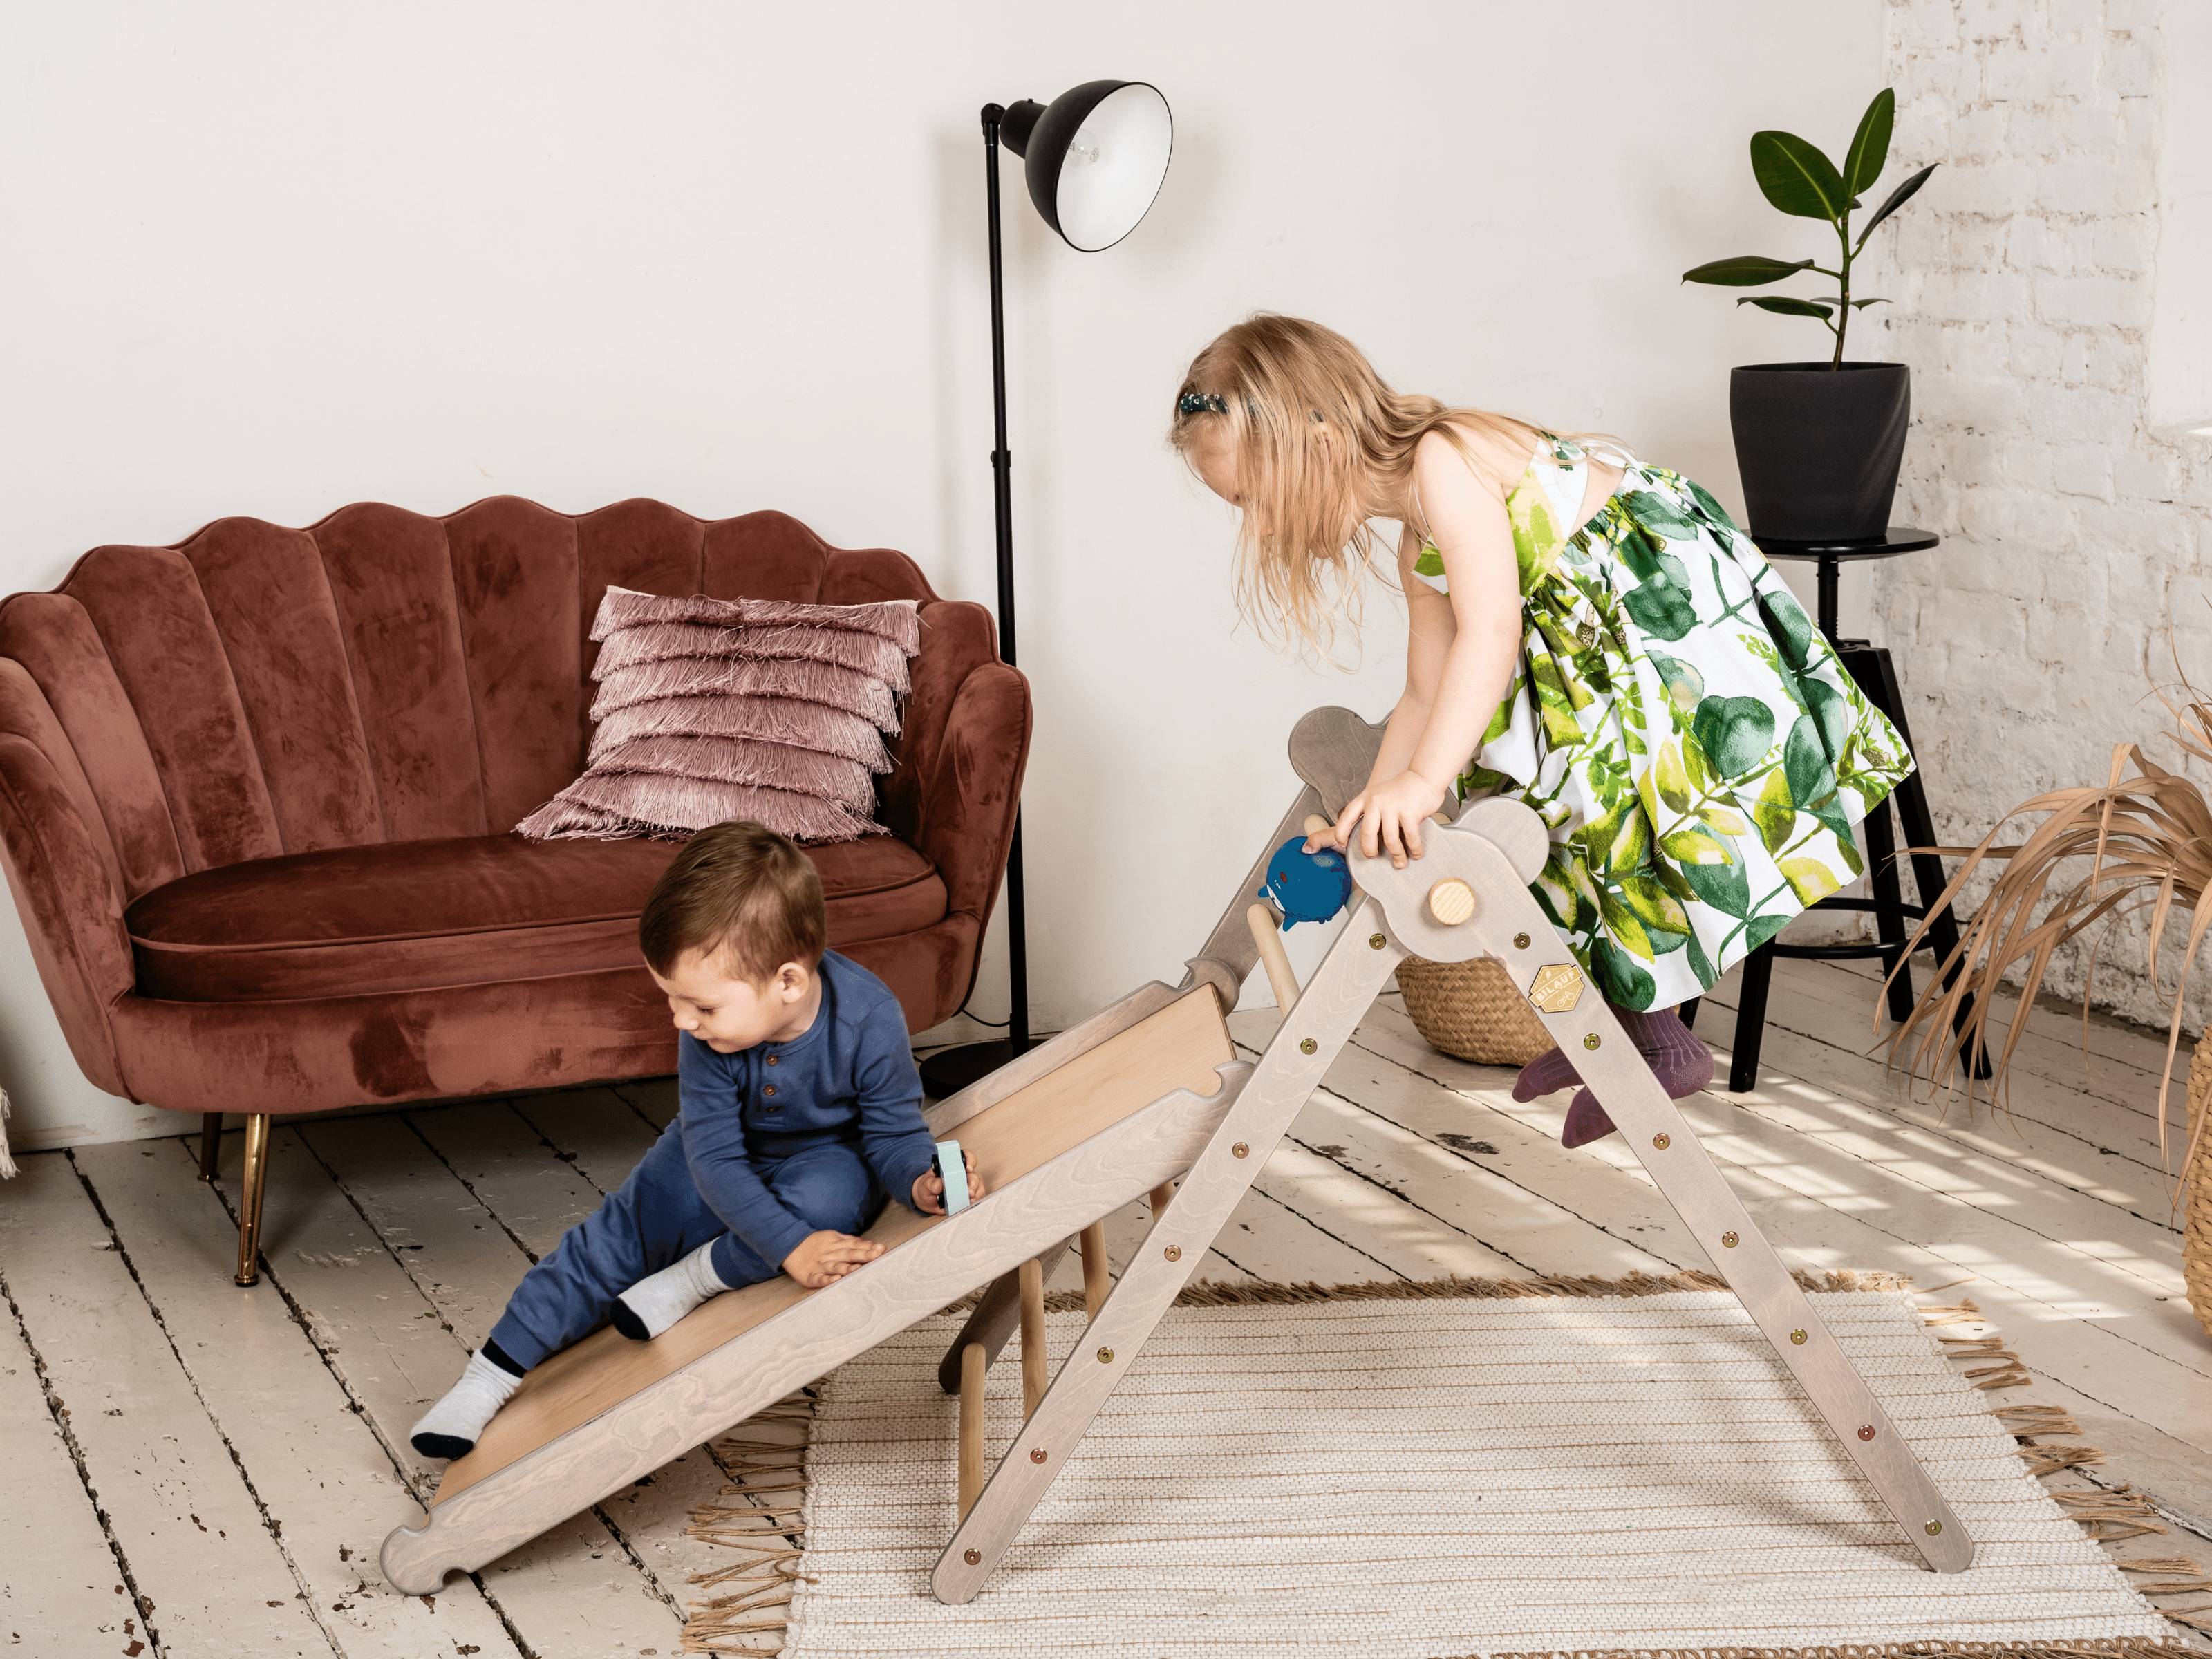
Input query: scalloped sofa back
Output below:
<box><xmin>0</xmin><ymin>496</ymin><xmax>1030</xmax><ymax>1281</ymax></box>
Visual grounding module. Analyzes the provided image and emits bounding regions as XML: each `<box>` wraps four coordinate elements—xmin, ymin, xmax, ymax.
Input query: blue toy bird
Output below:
<box><xmin>1258</xmin><ymin>834</ymin><xmax>1353</xmax><ymax>929</ymax></box>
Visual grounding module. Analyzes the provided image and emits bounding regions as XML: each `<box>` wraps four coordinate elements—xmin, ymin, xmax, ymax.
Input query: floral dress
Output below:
<box><xmin>1414</xmin><ymin>433</ymin><xmax>1913</xmax><ymax>1011</ymax></box>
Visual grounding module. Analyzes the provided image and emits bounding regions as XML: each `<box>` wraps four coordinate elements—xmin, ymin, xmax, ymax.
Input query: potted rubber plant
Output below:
<box><xmin>1683</xmin><ymin>88</ymin><xmax>1938</xmax><ymax>542</ymax></box>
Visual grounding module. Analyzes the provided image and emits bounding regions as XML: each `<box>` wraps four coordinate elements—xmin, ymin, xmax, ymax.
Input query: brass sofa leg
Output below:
<box><xmin>198</xmin><ymin>1112</ymin><xmax>221</xmax><ymax>1181</ymax></box>
<box><xmin>234</xmin><ymin>1114</ymin><xmax>272</xmax><ymax>1286</ymax></box>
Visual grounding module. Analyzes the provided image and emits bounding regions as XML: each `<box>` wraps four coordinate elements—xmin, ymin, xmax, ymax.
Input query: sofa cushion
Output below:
<box><xmin>517</xmin><ymin>588</ymin><xmax>921</xmax><ymax>845</ymax></box>
<box><xmin>125</xmin><ymin>832</ymin><xmax>948</xmax><ymax>1002</ymax></box>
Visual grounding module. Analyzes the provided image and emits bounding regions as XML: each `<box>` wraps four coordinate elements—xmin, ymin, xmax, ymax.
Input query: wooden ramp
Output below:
<box><xmin>382</xmin><ymin>983</ymin><xmax>1240</xmax><ymax>1591</ymax></box>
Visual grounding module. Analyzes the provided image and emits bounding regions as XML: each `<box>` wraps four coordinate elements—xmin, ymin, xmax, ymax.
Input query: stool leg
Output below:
<box><xmin>1678</xmin><ymin>997</ymin><xmax>1700</xmax><ymax>1032</ymax></box>
<box><xmin>1861</xmin><ymin>650</ymin><xmax>1993</xmax><ymax>1080</ymax></box>
<box><xmin>198</xmin><ymin>1112</ymin><xmax>222</xmax><ymax>1182</ymax></box>
<box><xmin>1018</xmin><ymin>1257</ymin><xmax>1049</xmax><ymax>1421</ymax></box>
<box><xmin>1729</xmin><ymin>947</ymin><xmax>1774</xmax><ymax>1093</ymax></box>
<box><xmin>1078</xmin><ymin>1221</ymin><xmax>1110</xmax><ymax>1321</ymax></box>
<box><xmin>1861</xmin><ymin>800</ymin><xmax>1917</xmax><ymax>1022</ymax></box>
<box><xmin>957</xmin><ymin>1342</ymin><xmax>986</xmax><ymax>1519</ymax></box>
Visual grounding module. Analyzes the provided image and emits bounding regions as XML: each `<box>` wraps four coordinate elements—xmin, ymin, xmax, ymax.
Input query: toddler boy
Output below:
<box><xmin>411</xmin><ymin>819</ymin><xmax>981</xmax><ymax>1461</ymax></box>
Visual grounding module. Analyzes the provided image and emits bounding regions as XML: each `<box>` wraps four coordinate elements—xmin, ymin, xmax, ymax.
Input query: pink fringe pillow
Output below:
<box><xmin>516</xmin><ymin>588</ymin><xmax>922</xmax><ymax>845</ymax></box>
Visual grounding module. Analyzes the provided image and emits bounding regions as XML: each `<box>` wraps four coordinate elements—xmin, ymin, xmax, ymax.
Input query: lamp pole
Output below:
<box><xmin>920</xmin><ymin>82</ymin><xmax>1170</xmax><ymax>1099</ymax></box>
<box><xmin>982</xmin><ymin>101</ymin><xmax>1030</xmax><ymax>1063</ymax></box>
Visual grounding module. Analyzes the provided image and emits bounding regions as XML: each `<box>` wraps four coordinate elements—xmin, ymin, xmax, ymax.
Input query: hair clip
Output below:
<box><xmin>1177</xmin><ymin>391</ymin><xmax>1229</xmax><ymax>415</ymax></box>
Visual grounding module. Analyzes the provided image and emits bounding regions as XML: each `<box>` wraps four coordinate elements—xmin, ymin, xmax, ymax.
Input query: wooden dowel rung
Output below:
<box><xmin>1018</xmin><ymin>1257</ymin><xmax>1047</xmax><ymax>1420</ymax></box>
<box><xmin>1078</xmin><ymin>1221</ymin><xmax>1110</xmax><ymax>1321</ymax></box>
<box><xmin>1246</xmin><ymin>901</ymin><xmax>1302</xmax><ymax>1014</ymax></box>
<box><xmin>1148</xmin><ymin>1181</ymin><xmax>1174</xmax><ymax>1219</ymax></box>
<box><xmin>957</xmin><ymin>1342</ymin><xmax>986</xmax><ymax>1519</ymax></box>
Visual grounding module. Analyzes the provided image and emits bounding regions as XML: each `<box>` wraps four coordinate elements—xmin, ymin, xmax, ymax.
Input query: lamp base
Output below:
<box><xmin>919</xmin><ymin>1038</ymin><xmax>1033</xmax><ymax>1100</ymax></box>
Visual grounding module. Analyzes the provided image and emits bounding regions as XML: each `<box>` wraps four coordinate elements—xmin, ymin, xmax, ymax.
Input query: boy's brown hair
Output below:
<box><xmin>638</xmin><ymin>821</ymin><xmax>827</xmax><ymax>982</ymax></box>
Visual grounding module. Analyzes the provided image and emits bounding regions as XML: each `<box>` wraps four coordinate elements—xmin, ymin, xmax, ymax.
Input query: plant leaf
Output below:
<box><xmin>1680</xmin><ymin>255</ymin><xmax>1818</xmax><ymax>287</ymax></box>
<box><xmin>1737</xmin><ymin>296</ymin><xmax>1836</xmax><ymax>319</ymax></box>
<box><xmin>1856</xmin><ymin>162</ymin><xmax>1938</xmax><ymax>243</ymax></box>
<box><xmin>1751</xmin><ymin>129</ymin><xmax>1851</xmax><ymax>220</ymax></box>
<box><xmin>1843</xmin><ymin>88</ymin><xmax>1895</xmax><ymax>195</ymax></box>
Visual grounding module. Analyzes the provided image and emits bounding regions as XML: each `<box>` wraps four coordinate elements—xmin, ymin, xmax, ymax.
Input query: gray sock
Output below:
<box><xmin>612</xmin><ymin>1239</ymin><xmax>731</xmax><ymax>1341</ymax></box>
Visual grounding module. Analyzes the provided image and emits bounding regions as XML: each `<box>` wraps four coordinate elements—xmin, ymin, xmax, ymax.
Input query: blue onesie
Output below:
<box><xmin>487</xmin><ymin>951</ymin><xmax>936</xmax><ymax>1371</ymax></box>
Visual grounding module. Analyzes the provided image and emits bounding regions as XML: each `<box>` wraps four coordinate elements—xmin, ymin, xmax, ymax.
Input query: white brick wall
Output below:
<box><xmin>1868</xmin><ymin>0</ymin><xmax>2212</xmax><ymax>1035</ymax></box>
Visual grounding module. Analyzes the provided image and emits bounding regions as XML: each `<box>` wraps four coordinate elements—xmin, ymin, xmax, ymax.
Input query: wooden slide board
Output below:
<box><xmin>427</xmin><ymin>982</ymin><xmax>1235</xmax><ymax>1508</ymax></box>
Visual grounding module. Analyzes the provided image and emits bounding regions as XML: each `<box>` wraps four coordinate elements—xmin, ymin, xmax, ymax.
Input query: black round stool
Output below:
<box><xmin>1678</xmin><ymin>527</ymin><xmax>1989</xmax><ymax>1091</ymax></box>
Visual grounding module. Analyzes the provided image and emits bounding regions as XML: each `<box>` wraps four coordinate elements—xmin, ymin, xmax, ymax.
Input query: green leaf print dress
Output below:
<box><xmin>1413</xmin><ymin>433</ymin><xmax>1913</xmax><ymax>1012</ymax></box>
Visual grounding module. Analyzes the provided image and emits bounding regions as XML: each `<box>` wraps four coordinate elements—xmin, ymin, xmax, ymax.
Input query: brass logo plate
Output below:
<box><xmin>1526</xmin><ymin>962</ymin><xmax>1584</xmax><ymax>1015</ymax></box>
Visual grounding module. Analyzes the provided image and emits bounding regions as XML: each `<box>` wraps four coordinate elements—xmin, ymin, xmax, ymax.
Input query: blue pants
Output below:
<box><xmin>488</xmin><ymin>1118</ymin><xmax>883</xmax><ymax>1371</ymax></box>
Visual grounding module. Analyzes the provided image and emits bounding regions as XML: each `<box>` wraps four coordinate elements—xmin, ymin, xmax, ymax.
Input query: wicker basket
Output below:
<box><xmin>1395</xmin><ymin>955</ymin><xmax>1555</xmax><ymax>1067</ymax></box>
<box><xmin>2187</xmin><ymin>1053</ymin><xmax>2212</xmax><ymax>1342</ymax></box>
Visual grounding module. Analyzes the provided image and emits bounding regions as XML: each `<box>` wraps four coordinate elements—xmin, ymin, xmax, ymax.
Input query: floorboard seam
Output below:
<box><xmin>0</xmin><ymin>1234</ymin><xmax>162</xmax><ymax>1658</ymax></box>
<box><xmin>1239</xmin><ymin>1179</ymin><xmax>1405</xmax><ymax>1278</ymax></box>
<box><xmin>64</xmin><ymin>1149</ymin><xmax>344</xmax><ymax>1659</ymax></box>
<box><xmin>1230</xmin><ymin>1038</ymin><xmax>1566</xmax><ymax>1273</ymax></box>
<box><xmin>379</xmin><ymin>1105</ymin><xmax>694</xmax><ymax>1623</ymax></box>
<box><xmin>187</xmin><ymin>1137</ymin><xmax>541</xmax><ymax>1659</ymax></box>
<box><xmin>1329</xmin><ymin>1038</ymin><xmax>1696</xmax><ymax>1273</ymax></box>
<box><xmin>1721</xmin><ymin>1003</ymin><xmax>2195</xmax><ymax>1214</ymax></box>
<box><xmin>1714</xmin><ymin>1088</ymin><xmax>2196</xmax><ymax>1322</ymax></box>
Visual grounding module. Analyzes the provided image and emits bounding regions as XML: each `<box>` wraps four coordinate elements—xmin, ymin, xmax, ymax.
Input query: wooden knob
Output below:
<box><xmin>1302</xmin><ymin>813</ymin><xmax>1333</xmax><ymax>841</ymax></box>
<box><xmin>1428</xmin><ymin>877</ymin><xmax>1477</xmax><ymax>926</ymax></box>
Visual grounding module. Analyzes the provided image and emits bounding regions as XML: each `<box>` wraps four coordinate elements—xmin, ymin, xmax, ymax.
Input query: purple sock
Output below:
<box><xmin>1514</xmin><ymin>1003</ymin><xmax>1714</xmax><ymax>1148</ymax></box>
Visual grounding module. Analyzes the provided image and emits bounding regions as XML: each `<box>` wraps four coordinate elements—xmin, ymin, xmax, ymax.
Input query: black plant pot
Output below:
<box><xmin>1730</xmin><ymin>362</ymin><xmax>1910</xmax><ymax>543</ymax></box>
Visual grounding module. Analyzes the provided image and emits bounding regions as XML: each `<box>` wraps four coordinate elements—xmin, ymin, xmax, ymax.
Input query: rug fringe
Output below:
<box><xmin>682</xmin><ymin>1391</ymin><xmax>814</xmax><ymax>1655</ymax></box>
<box><xmin>1915</xmin><ymin>1297</ymin><xmax>1987</xmax><ymax>1326</ymax></box>
<box><xmin>1003</xmin><ymin>1266</ymin><xmax>1915</xmax><ymax>1313</ymax></box>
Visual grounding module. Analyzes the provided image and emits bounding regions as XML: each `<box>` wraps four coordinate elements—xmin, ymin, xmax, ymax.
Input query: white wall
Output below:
<box><xmin>0</xmin><ymin>0</ymin><xmax>1885</xmax><ymax>1150</ymax></box>
<box><xmin>1873</xmin><ymin>0</ymin><xmax>2212</xmax><ymax>1040</ymax></box>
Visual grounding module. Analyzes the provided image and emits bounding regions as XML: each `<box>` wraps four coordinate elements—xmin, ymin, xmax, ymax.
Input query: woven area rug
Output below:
<box><xmin>701</xmin><ymin>1277</ymin><xmax>2184</xmax><ymax>1658</ymax></box>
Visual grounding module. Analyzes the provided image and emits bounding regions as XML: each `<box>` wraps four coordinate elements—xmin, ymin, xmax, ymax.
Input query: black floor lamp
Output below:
<box><xmin>917</xmin><ymin>81</ymin><xmax>1174</xmax><ymax>1099</ymax></box>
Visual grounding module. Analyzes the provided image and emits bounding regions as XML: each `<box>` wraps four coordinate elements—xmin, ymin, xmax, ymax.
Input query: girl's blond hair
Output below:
<box><xmin>1169</xmin><ymin>313</ymin><xmax>1546</xmax><ymax>657</ymax></box>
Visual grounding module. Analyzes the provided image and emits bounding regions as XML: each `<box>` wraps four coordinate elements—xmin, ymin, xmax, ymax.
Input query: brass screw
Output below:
<box><xmin>1924</xmin><ymin>1520</ymin><xmax>1942</xmax><ymax>1537</ymax></box>
<box><xmin>1790</xmin><ymin>1329</ymin><xmax>1807</xmax><ymax>1345</ymax></box>
<box><xmin>1582</xmin><ymin>1033</ymin><xmax>1601</xmax><ymax>1051</ymax></box>
<box><xmin>1097</xmin><ymin>1347</ymin><xmax>1114</xmax><ymax>1365</ymax></box>
<box><xmin>1300</xmin><ymin>1038</ymin><xmax>1318</xmax><ymax>1054</ymax></box>
<box><xmin>1857</xmin><ymin>1425</ymin><xmax>1875</xmax><ymax>1442</ymax></box>
<box><xmin>1369</xmin><ymin>932</ymin><xmax>1387</xmax><ymax>949</ymax></box>
<box><xmin>1721</xmin><ymin>1230</ymin><xmax>1739</xmax><ymax>1248</ymax></box>
<box><xmin>1232</xmin><ymin>1142</ymin><xmax>1249</xmax><ymax>1159</ymax></box>
<box><xmin>1030</xmin><ymin>1447</ymin><xmax>1047</xmax><ymax>1464</ymax></box>
<box><xmin>1513</xmin><ymin>932</ymin><xmax>1530</xmax><ymax>949</ymax></box>
<box><xmin>964</xmin><ymin>1548</ymin><xmax>980</xmax><ymax>1564</ymax></box>
<box><xmin>1163</xmin><ymin>1244</ymin><xmax>1182</xmax><ymax>1262</ymax></box>
<box><xmin>1651</xmin><ymin>1132</ymin><xmax>1670</xmax><ymax>1150</ymax></box>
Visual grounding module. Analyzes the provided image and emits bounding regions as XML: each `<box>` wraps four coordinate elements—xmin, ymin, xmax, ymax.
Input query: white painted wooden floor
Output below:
<box><xmin>3</xmin><ymin>955</ymin><xmax>2206</xmax><ymax>1658</ymax></box>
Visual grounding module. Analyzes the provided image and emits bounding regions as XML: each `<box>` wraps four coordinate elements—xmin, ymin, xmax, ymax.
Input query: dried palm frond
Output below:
<box><xmin>1881</xmin><ymin>729</ymin><xmax>2212</xmax><ymax>1193</ymax></box>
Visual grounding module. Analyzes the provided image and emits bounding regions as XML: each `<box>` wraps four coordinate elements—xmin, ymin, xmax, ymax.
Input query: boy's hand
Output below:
<box><xmin>781</xmin><ymin>1230</ymin><xmax>883</xmax><ymax>1289</ymax></box>
<box><xmin>913</xmin><ymin>1148</ymin><xmax>986</xmax><ymax>1215</ymax></box>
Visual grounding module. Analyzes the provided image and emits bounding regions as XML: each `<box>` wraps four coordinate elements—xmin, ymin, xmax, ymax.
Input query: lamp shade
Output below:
<box><xmin>1002</xmin><ymin>81</ymin><xmax>1172</xmax><ymax>252</ymax></box>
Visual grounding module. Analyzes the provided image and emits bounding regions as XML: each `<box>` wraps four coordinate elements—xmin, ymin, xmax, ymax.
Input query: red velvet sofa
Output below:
<box><xmin>0</xmin><ymin>498</ymin><xmax>1029</xmax><ymax>1282</ymax></box>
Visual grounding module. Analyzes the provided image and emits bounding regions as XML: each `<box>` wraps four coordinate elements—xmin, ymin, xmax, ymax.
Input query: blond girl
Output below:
<box><xmin>1173</xmin><ymin>315</ymin><xmax>1911</xmax><ymax>1145</ymax></box>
